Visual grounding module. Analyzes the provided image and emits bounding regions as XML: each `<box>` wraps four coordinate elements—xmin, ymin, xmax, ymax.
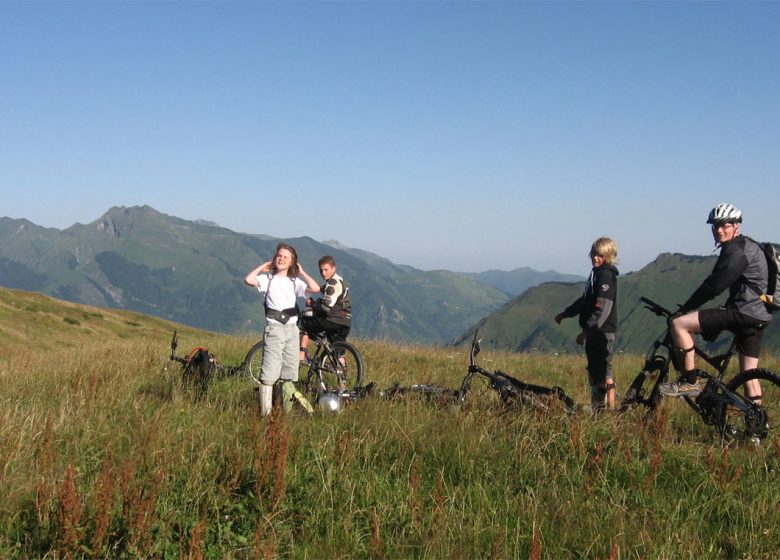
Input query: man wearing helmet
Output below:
<box><xmin>660</xmin><ymin>203</ymin><xmax>771</xmax><ymax>399</ymax></box>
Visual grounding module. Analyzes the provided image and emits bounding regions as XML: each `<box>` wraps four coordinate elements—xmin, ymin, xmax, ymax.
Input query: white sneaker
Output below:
<box><xmin>658</xmin><ymin>379</ymin><xmax>701</xmax><ymax>397</ymax></box>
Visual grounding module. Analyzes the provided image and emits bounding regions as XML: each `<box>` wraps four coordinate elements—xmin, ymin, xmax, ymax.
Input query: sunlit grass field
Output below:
<box><xmin>1</xmin><ymin>332</ymin><xmax>779</xmax><ymax>558</ymax></box>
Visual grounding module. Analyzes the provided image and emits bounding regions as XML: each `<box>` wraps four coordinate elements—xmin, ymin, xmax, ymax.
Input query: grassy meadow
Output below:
<box><xmin>1</xmin><ymin>288</ymin><xmax>779</xmax><ymax>558</ymax></box>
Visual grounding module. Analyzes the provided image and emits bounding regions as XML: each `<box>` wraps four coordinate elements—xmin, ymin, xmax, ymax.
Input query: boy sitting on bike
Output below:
<box><xmin>660</xmin><ymin>203</ymin><xmax>772</xmax><ymax>399</ymax></box>
<box><xmin>299</xmin><ymin>256</ymin><xmax>352</xmax><ymax>362</ymax></box>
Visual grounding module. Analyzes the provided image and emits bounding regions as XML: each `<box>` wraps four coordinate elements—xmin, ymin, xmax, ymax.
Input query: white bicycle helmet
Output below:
<box><xmin>707</xmin><ymin>203</ymin><xmax>742</xmax><ymax>224</ymax></box>
<box><xmin>319</xmin><ymin>391</ymin><xmax>342</xmax><ymax>412</ymax></box>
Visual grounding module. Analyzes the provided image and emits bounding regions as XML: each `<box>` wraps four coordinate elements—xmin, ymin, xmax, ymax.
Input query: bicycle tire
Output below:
<box><xmin>243</xmin><ymin>340</ymin><xmax>265</xmax><ymax>385</ymax></box>
<box><xmin>459</xmin><ymin>372</ymin><xmax>504</xmax><ymax>410</ymax></box>
<box><xmin>619</xmin><ymin>370</ymin><xmax>663</xmax><ymax>413</ymax></box>
<box><xmin>722</xmin><ymin>368</ymin><xmax>780</xmax><ymax>442</ymax></box>
<box><xmin>619</xmin><ymin>354</ymin><xmax>668</xmax><ymax>413</ymax></box>
<box><xmin>310</xmin><ymin>341</ymin><xmax>365</xmax><ymax>394</ymax></box>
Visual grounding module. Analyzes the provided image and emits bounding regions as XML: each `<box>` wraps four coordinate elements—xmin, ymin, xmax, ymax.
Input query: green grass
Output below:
<box><xmin>1</xmin><ymin>331</ymin><xmax>779</xmax><ymax>559</ymax></box>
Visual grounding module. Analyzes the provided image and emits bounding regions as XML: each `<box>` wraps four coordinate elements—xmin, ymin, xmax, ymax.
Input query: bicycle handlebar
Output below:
<box><xmin>469</xmin><ymin>330</ymin><xmax>481</xmax><ymax>367</ymax></box>
<box><xmin>640</xmin><ymin>296</ymin><xmax>673</xmax><ymax>318</ymax></box>
<box><xmin>170</xmin><ymin>330</ymin><xmax>180</xmax><ymax>361</ymax></box>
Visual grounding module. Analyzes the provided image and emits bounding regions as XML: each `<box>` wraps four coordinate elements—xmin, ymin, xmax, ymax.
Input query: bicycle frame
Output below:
<box><xmin>301</xmin><ymin>335</ymin><xmax>337</xmax><ymax>393</ymax></box>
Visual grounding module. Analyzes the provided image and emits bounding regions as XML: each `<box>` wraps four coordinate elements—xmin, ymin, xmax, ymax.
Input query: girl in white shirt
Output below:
<box><xmin>245</xmin><ymin>243</ymin><xmax>320</xmax><ymax>415</ymax></box>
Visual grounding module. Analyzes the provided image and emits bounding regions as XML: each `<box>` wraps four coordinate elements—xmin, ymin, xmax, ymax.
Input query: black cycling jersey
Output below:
<box><xmin>680</xmin><ymin>235</ymin><xmax>771</xmax><ymax>322</ymax></box>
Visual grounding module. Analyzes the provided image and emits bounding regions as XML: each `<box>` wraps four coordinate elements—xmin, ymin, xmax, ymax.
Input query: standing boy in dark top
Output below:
<box><xmin>555</xmin><ymin>237</ymin><xmax>620</xmax><ymax>411</ymax></box>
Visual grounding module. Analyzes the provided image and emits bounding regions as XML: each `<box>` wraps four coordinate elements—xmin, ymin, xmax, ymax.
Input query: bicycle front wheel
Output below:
<box><xmin>459</xmin><ymin>373</ymin><xmax>512</xmax><ymax>411</ymax></box>
<box><xmin>619</xmin><ymin>369</ymin><xmax>664</xmax><ymax>413</ymax></box>
<box><xmin>243</xmin><ymin>340</ymin><xmax>265</xmax><ymax>385</ymax></box>
<box><xmin>723</xmin><ymin>368</ymin><xmax>780</xmax><ymax>443</ymax></box>
<box><xmin>315</xmin><ymin>341</ymin><xmax>365</xmax><ymax>393</ymax></box>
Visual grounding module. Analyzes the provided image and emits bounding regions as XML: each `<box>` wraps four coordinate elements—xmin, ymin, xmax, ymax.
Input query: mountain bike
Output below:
<box><xmin>619</xmin><ymin>297</ymin><xmax>780</xmax><ymax>443</ymax></box>
<box><xmin>242</xmin><ymin>332</ymin><xmax>363</xmax><ymax>395</ymax></box>
<box><xmin>459</xmin><ymin>330</ymin><xmax>576</xmax><ymax>413</ymax></box>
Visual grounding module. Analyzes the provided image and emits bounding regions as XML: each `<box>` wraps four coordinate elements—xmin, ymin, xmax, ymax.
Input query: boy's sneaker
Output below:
<box><xmin>658</xmin><ymin>378</ymin><xmax>701</xmax><ymax>397</ymax></box>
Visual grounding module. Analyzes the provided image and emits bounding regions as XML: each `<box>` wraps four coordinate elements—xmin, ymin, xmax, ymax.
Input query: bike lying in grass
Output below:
<box><xmin>459</xmin><ymin>330</ymin><xmax>576</xmax><ymax>414</ymax></box>
<box><xmin>619</xmin><ymin>297</ymin><xmax>780</xmax><ymax>444</ymax></box>
<box><xmin>167</xmin><ymin>330</ymin><xmax>247</xmax><ymax>395</ymax></box>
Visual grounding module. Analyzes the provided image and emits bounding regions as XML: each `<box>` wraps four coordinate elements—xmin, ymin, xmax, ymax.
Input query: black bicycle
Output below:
<box><xmin>619</xmin><ymin>297</ymin><xmax>780</xmax><ymax>443</ymax></box>
<box><xmin>459</xmin><ymin>330</ymin><xmax>576</xmax><ymax>414</ymax></box>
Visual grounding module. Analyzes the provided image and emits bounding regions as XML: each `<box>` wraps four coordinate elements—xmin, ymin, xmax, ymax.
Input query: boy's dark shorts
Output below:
<box><xmin>698</xmin><ymin>307</ymin><xmax>768</xmax><ymax>359</ymax></box>
<box><xmin>300</xmin><ymin>316</ymin><xmax>350</xmax><ymax>344</ymax></box>
<box><xmin>585</xmin><ymin>332</ymin><xmax>615</xmax><ymax>385</ymax></box>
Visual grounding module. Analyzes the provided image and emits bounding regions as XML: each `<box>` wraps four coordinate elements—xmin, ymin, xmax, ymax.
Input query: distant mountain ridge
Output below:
<box><xmin>0</xmin><ymin>206</ymin><xmax>571</xmax><ymax>344</ymax></box>
<box><xmin>465</xmin><ymin>267</ymin><xmax>584</xmax><ymax>297</ymax></box>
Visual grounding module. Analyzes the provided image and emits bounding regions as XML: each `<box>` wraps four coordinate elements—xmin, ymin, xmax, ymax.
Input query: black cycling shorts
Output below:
<box><xmin>698</xmin><ymin>307</ymin><xmax>767</xmax><ymax>359</ymax></box>
<box><xmin>300</xmin><ymin>316</ymin><xmax>350</xmax><ymax>344</ymax></box>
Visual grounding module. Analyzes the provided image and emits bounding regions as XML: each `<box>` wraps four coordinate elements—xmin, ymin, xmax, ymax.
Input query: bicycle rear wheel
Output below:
<box><xmin>243</xmin><ymin>340</ymin><xmax>265</xmax><ymax>385</ymax></box>
<box><xmin>723</xmin><ymin>368</ymin><xmax>780</xmax><ymax>443</ymax></box>
<box><xmin>313</xmin><ymin>341</ymin><xmax>365</xmax><ymax>393</ymax></box>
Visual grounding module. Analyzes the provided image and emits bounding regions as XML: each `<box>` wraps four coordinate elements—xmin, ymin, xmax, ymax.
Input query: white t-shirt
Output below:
<box><xmin>256</xmin><ymin>273</ymin><xmax>309</xmax><ymax>325</ymax></box>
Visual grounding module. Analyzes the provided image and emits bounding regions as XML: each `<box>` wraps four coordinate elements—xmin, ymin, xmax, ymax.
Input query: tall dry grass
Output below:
<box><xmin>0</xmin><ymin>336</ymin><xmax>778</xmax><ymax>558</ymax></box>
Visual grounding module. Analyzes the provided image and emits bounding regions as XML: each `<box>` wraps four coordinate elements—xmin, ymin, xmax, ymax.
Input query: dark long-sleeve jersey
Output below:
<box><xmin>560</xmin><ymin>264</ymin><xmax>619</xmax><ymax>334</ymax></box>
<box><xmin>680</xmin><ymin>235</ymin><xmax>771</xmax><ymax>322</ymax></box>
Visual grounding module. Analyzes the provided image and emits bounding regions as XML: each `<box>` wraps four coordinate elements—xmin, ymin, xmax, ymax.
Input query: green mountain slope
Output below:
<box><xmin>454</xmin><ymin>252</ymin><xmax>780</xmax><ymax>354</ymax></box>
<box><xmin>0</xmin><ymin>206</ymin><xmax>509</xmax><ymax>343</ymax></box>
<box><xmin>0</xmin><ymin>285</ymin><xmax>205</xmax><ymax>357</ymax></box>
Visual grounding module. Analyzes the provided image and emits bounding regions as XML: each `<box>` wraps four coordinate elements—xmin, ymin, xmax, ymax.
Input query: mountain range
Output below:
<box><xmin>3</xmin><ymin>205</ymin><xmax>777</xmax><ymax>353</ymax></box>
<box><xmin>0</xmin><ymin>205</ymin><xmax>578</xmax><ymax>344</ymax></box>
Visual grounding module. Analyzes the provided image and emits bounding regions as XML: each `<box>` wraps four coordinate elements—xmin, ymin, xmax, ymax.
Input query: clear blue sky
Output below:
<box><xmin>2</xmin><ymin>1</ymin><xmax>778</xmax><ymax>276</ymax></box>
